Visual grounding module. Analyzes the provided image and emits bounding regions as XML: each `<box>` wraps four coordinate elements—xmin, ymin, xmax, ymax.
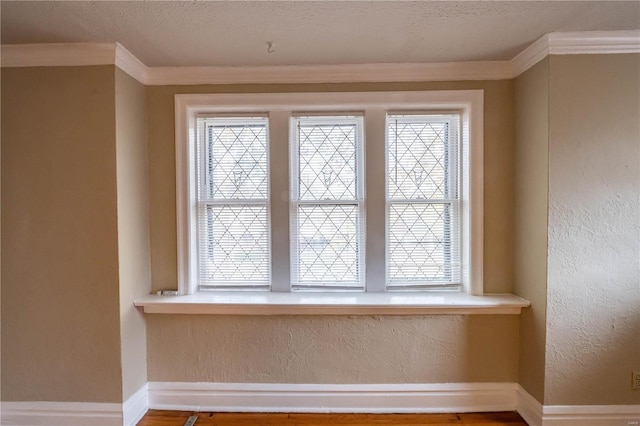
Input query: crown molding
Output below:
<box><xmin>1</xmin><ymin>42</ymin><xmax>116</xmax><ymax>67</ymax></box>
<box><xmin>511</xmin><ymin>34</ymin><xmax>550</xmax><ymax>77</ymax></box>
<box><xmin>2</xmin><ymin>30</ymin><xmax>639</xmax><ymax>85</ymax></box>
<box><xmin>145</xmin><ymin>61</ymin><xmax>513</xmax><ymax>85</ymax></box>
<box><xmin>512</xmin><ymin>30</ymin><xmax>640</xmax><ymax>75</ymax></box>
<box><xmin>114</xmin><ymin>43</ymin><xmax>148</xmax><ymax>84</ymax></box>
<box><xmin>0</xmin><ymin>42</ymin><xmax>148</xmax><ymax>84</ymax></box>
<box><xmin>548</xmin><ymin>30</ymin><xmax>640</xmax><ymax>55</ymax></box>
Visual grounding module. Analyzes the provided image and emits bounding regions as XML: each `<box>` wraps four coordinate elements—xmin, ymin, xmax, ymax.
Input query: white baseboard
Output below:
<box><xmin>147</xmin><ymin>382</ymin><xmax>518</xmax><ymax>413</ymax></box>
<box><xmin>4</xmin><ymin>383</ymin><xmax>637</xmax><ymax>425</ymax></box>
<box><xmin>516</xmin><ymin>385</ymin><xmax>544</xmax><ymax>426</ymax></box>
<box><xmin>517</xmin><ymin>385</ymin><xmax>640</xmax><ymax>426</ymax></box>
<box><xmin>123</xmin><ymin>384</ymin><xmax>149</xmax><ymax>426</ymax></box>
<box><xmin>542</xmin><ymin>405</ymin><xmax>640</xmax><ymax>426</ymax></box>
<box><xmin>1</xmin><ymin>384</ymin><xmax>148</xmax><ymax>426</ymax></box>
<box><xmin>0</xmin><ymin>401</ymin><xmax>123</xmax><ymax>426</ymax></box>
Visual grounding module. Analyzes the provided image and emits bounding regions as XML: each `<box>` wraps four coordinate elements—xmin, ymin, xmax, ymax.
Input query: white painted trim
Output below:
<box><xmin>2</xmin><ymin>31</ymin><xmax>638</xmax><ymax>84</ymax></box>
<box><xmin>512</xmin><ymin>30</ymin><xmax>640</xmax><ymax>75</ymax></box>
<box><xmin>0</xmin><ymin>401</ymin><xmax>123</xmax><ymax>426</ymax></box>
<box><xmin>268</xmin><ymin>110</ymin><xmax>292</xmax><ymax>292</ymax></box>
<box><xmin>516</xmin><ymin>385</ymin><xmax>543</xmax><ymax>426</ymax></box>
<box><xmin>511</xmin><ymin>34</ymin><xmax>551</xmax><ymax>77</ymax></box>
<box><xmin>174</xmin><ymin>90</ymin><xmax>484</xmax><ymax>112</ymax></box>
<box><xmin>542</xmin><ymin>405</ymin><xmax>640</xmax><ymax>426</ymax></box>
<box><xmin>1</xmin><ymin>43</ymin><xmax>116</xmax><ymax>68</ymax></box>
<box><xmin>4</xmin><ymin>385</ymin><xmax>636</xmax><ymax>424</ymax></box>
<box><xmin>544</xmin><ymin>405</ymin><xmax>640</xmax><ymax>415</ymax></box>
<box><xmin>122</xmin><ymin>384</ymin><xmax>149</xmax><ymax>426</ymax></box>
<box><xmin>174</xmin><ymin>95</ymin><xmax>198</xmax><ymax>296</ymax></box>
<box><xmin>145</xmin><ymin>61</ymin><xmax>513</xmax><ymax>85</ymax></box>
<box><xmin>466</xmin><ymin>90</ymin><xmax>484</xmax><ymax>295</ymax></box>
<box><xmin>114</xmin><ymin>43</ymin><xmax>148</xmax><ymax>84</ymax></box>
<box><xmin>0</xmin><ymin>385</ymin><xmax>148</xmax><ymax>426</ymax></box>
<box><xmin>516</xmin><ymin>385</ymin><xmax>640</xmax><ymax>426</ymax></box>
<box><xmin>289</xmin><ymin>115</ymin><xmax>366</xmax><ymax>291</ymax></box>
<box><xmin>548</xmin><ymin>30</ymin><xmax>640</xmax><ymax>55</ymax></box>
<box><xmin>147</xmin><ymin>382</ymin><xmax>518</xmax><ymax>413</ymax></box>
<box><xmin>134</xmin><ymin>292</ymin><xmax>530</xmax><ymax>315</ymax></box>
<box><xmin>173</xmin><ymin>90</ymin><xmax>486</xmax><ymax>297</ymax></box>
<box><xmin>0</xmin><ymin>42</ymin><xmax>148</xmax><ymax>84</ymax></box>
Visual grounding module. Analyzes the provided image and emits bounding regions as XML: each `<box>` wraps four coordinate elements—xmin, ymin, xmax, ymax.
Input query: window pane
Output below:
<box><xmin>199</xmin><ymin>205</ymin><xmax>270</xmax><ymax>285</ymax></box>
<box><xmin>297</xmin><ymin>122</ymin><xmax>357</xmax><ymax>201</ymax></box>
<box><xmin>296</xmin><ymin>204</ymin><xmax>361</xmax><ymax>286</ymax></box>
<box><xmin>388</xmin><ymin>203</ymin><xmax>457</xmax><ymax>283</ymax></box>
<box><xmin>388</xmin><ymin>118</ymin><xmax>451</xmax><ymax>200</ymax></box>
<box><xmin>206</xmin><ymin>119</ymin><xmax>268</xmax><ymax>200</ymax></box>
<box><xmin>386</xmin><ymin>114</ymin><xmax>460</xmax><ymax>289</ymax></box>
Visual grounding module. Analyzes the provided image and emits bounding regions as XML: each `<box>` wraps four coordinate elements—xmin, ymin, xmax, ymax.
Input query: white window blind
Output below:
<box><xmin>196</xmin><ymin>116</ymin><xmax>271</xmax><ymax>290</ymax></box>
<box><xmin>290</xmin><ymin>116</ymin><xmax>365</xmax><ymax>290</ymax></box>
<box><xmin>386</xmin><ymin>114</ymin><xmax>461</xmax><ymax>290</ymax></box>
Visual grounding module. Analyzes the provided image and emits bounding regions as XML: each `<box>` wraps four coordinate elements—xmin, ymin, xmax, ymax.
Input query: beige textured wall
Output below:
<box><xmin>2</xmin><ymin>55</ymin><xmax>637</xmax><ymax>401</ymax></box>
<box><xmin>148</xmin><ymin>315</ymin><xmax>518</xmax><ymax>383</ymax></box>
<box><xmin>546</xmin><ymin>54</ymin><xmax>640</xmax><ymax>405</ymax></box>
<box><xmin>1</xmin><ymin>66</ymin><xmax>123</xmax><ymax>402</ymax></box>
<box><xmin>514</xmin><ymin>58</ymin><xmax>549</xmax><ymax>404</ymax></box>
<box><xmin>115</xmin><ymin>68</ymin><xmax>151</xmax><ymax>400</ymax></box>
<box><xmin>146</xmin><ymin>80</ymin><xmax>518</xmax><ymax>383</ymax></box>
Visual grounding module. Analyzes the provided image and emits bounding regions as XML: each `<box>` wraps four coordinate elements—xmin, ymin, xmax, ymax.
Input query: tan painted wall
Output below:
<box><xmin>5</xmin><ymin>57</ymin><xmax>636</xmax><ymax>402</ymax></box>
<box><xmin>2</xmin><ymin>55</ymin><xmax>638</xmax><ymax>403</ymax></box>
<box><xmin>147</xmin><ymin>315</ymin><xmax>518</xmax><ymax>383</ymax></box>
<box><xmin>115</xmin><ymin>68</ymin><xmax>151</xmax><ymax>400</ymax></box>
<box><xmin>545</xmin><ymin>54</ymin><xmax>640</xmax><ymax>406</ymax></box>
<box><xmin>514</xmin><ymin>58</ymin><xmax>549</xmax><ymax>403</ymax></box>
<box><xmin>146</xmin><ymin>80</ymin><xmax>518</xmax><ymax>383</ymax></box>
<box><xmin>1</xmin><ymin>66</ymin><xmax>123</xmax><ymax>402</ymax></box>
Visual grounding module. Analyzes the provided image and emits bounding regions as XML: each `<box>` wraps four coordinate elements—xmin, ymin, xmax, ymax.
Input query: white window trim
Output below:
<box><xmin>386</xmin><ymin>113</ymin><xmax>463</xmax><ymax>291</ymax></box>
<box><xmin>135</xmin><ymin>292</ymin><xmax>529</xmax><ymax>315</ymax></box>
<box><xmin>174</xmin><ymin>90</ymin><xmax>484</xmax><ymax>297</ymax></box>
<box><xmin>290</xmin><ymin>115</ymin><xmax>366</xmax><ymax>291</ymax></box>
<box><xmin>195</xmin><ymin>115</ymin><xmax>272</xmax><ymax>289</ymax></box>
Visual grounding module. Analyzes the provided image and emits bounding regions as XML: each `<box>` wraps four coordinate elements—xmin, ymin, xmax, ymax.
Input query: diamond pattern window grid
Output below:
<box><xmin>206</xmin><ymin>122</ymin><xmax>268</xmax><ymax>200</ymax></box>
<box><xmin>388</xmin><ymin>121</ymin><xmax>449</xmax><ymax>200</ymax></box>
<box><xmin>199</xmin><ymin>205</ymin><xmax>270</xmax><ymax>284</ymax></box>
<box><xmin>196</xmin><ymin>117</ymin><xmax>270</xmax><ymax>288</ymax></box>
<box><xmin>298</xmin><ymin>123</ymin><xmax>358</xmax><ymax>200</ymax></box>
<box><xmin>296</xmin><ymin>204</ymin><xmax>360</xmax><ymax>285</ymax></box>
<box><xmin>292</xmin><ymin>117</ymin><xmax>364</xmax><ymax>289</ymax></box>
<box><xmin>387</xmin><ymin>114</ymin><xmax>460</xmax><ymax>287</ymax></box>
<box><xmin>388</xmin><ymin>203</ymin><xmax>458</xmax><ymax>283</ymax></box>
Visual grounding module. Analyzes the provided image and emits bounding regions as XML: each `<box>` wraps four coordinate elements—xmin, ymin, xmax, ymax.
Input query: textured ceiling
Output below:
<box><xmin>2</xmin><ymin>1</ymin><xmax>639</xmax><ymax>67</ymax></box>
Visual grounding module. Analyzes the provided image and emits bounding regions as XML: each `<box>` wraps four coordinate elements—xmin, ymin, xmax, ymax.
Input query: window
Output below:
<box><xmin>196</xmin><ymin>116</ymin><xmax>270</xmax><ymax>290</ymax></box>
<box><xmin>291</xmin><ymin>116</ymin><xmax>365</xmax><ymax>290</ymax></box>
<box><xmin>387</xmin><ymin>114</ymin><xmax>461</xmax><ymax>290</ymax></box>
<box><xmin>176</xmin><ymin>91</ymin><xmax>484</xmax><ymax>296</ymax></box>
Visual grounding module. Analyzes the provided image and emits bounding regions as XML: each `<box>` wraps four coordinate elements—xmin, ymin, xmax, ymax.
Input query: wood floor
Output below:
<box><xmin>137</xmin><ymin>410</ymin><xmax>529</xmax><ymax>426</ymax></box>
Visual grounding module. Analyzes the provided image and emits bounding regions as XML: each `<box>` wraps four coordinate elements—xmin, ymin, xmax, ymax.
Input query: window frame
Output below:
<box><xmin>290</xmin><ymin>114</ymin><xmax>366</xmax><ymax>291</ymax></box>
<box><xmin>175</xmin><ymin>91</ymin><xmax>484</xmax><ymax>296</ymax></box>
<box><xmin>195</xmin><ymin>115</ymin><xmax>272</xmax><ymax>290</ymax></box>
<box><xmin>385</xmin><ymin>113</ymin><xmax>462</xmax><ymax>291</ymax></box>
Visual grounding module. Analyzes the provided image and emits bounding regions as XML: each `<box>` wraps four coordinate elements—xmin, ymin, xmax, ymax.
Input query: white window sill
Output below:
<box><xmin>134</xmin><ymin>292</ymin><xmax>530</xmax><ymax>315</ymax></box>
